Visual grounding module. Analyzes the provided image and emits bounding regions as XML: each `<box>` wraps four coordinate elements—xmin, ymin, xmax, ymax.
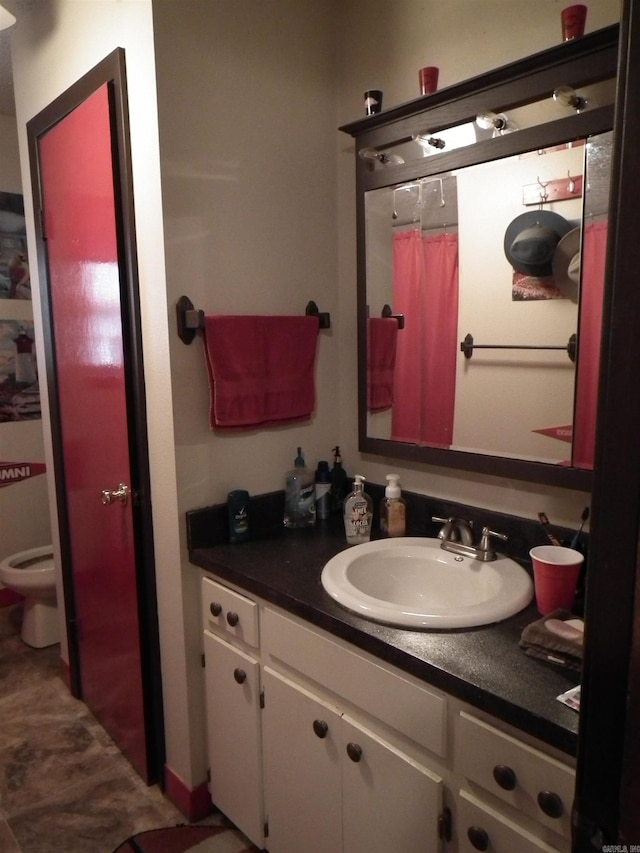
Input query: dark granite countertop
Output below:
<box><xmin>189</xmin><ymin>515</ymin><xmax>580</xmax><ymax>757</ymax></box>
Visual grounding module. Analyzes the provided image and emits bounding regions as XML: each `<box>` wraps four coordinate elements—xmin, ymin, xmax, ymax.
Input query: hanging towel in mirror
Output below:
<box><xmin>203</xmin><ymin>315</ymin><xmax>319</xmax><ymax>429</ymax></box>
<box><xmin>367</xmin><ymin>317</ymin><xmax>398</xmax><ymax>412</ymax></box>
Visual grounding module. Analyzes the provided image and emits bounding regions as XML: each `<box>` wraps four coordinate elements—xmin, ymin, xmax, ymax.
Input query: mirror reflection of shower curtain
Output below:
<box><xmin>391</xmin><ymin>230</ymin><xmax>459</xmax><ymax>447</ymax></box>
<box><xmin>573</xmin><ymin>219</ymin><xmax>607</xmax><ymax>469</ymax></box>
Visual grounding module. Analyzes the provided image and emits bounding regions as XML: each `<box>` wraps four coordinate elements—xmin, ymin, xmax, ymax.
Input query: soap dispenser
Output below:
<box><xmin>343</xmin><ymin>475</ymin><xmax>373</xmax><ymax>544</ymax></box>
<box><xmin>284</xmin><ymin>447</ymin><xmax>316</xmax><ymax>529</ymax></box>
<box><xmin>380</xmin><ymin>474</ymin><xmax>406</xmax><ymax>537</ymax></box>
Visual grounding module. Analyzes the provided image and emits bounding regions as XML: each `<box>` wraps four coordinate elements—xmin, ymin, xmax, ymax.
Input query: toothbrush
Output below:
<box><xmin>570</xmin><ymin>507</ymin><xmax>589</xmax><ymax>550</ymax></box>
<box><xmin>538</xmin><ymin>512</ymin><xmax>562</xmax><ymax>546</ymax></box>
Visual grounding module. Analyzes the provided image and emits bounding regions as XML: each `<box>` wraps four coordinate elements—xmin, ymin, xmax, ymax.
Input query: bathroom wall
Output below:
<box><xmin>0</xmin><ymin>111</ymin><xmax>50</xmax><ymax>567</ymax></box>
<box><xmin>8</xmin><ymin>0</ymin><xmax>195</xmax><ymax>792</ymax></box>
<box><xmin>335</xmin><ymin>0</ymin><xmax>620</xmax><ymax>525</ymax></box>
<box><xmin>152</xmin><ymin>0</ymin><xmax>340</xmax><ymax>786</ymax></box>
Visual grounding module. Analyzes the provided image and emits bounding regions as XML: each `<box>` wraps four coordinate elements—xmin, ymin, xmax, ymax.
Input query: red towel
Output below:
<box><xmin>204</xmin><ymin>315</ymin><xmax>319</xmax><ymax>428</ymax></box>
<box><xmin>367</xmin><ymin>317</ymin><xmax>398</xmax><ymax>412</ymax></box>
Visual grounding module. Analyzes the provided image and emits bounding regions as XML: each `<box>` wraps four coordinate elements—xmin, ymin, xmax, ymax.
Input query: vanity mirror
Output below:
<box><xmin>341</xmin><ymin>25</ymin><xmax>619</xmax><ymax>490</ymax></box>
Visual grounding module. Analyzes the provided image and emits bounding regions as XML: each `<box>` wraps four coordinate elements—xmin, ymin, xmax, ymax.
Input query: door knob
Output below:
<box><xmin>101</xmin><ymin>483</ymin><xmax>130</xmax><ymax>506</ymax></box>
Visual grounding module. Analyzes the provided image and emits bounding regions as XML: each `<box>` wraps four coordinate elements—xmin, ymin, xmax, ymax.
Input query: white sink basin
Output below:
<box><xmin>321</xmin><ymin>537</ymin><xmax>533</xmax><ymax>629</ymax></box>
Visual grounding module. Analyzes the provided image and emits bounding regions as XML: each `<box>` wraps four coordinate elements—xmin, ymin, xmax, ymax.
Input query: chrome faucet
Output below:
<box><xmin>434</xmin><ymin>516</ymin><xmax>474</xmax><ymax>546</ymax></box>
<box><xmin>432</xmin><ymin>516</ymin><xmax>507</xmax><ymax>562</ymax></box>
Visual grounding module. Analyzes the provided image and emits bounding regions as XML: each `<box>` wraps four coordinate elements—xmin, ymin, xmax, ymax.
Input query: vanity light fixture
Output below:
<box><xmin>553</xmin><ymin>85</ymin><xmax>587</xmax><ymax>111</ymax></box>
<box><xmin>0</xmin><ymin>4</ymin><xmax>16</xmax><ymax>29</ymax></box>
<box><xmin>358</xmin><ymin>146</ymin><xmax>405</xmax><ymax>166</ymax></box>
<box><xmin>475</xmin><ymin>111</ymin><xmax>516</xmax><ymax>135</ymax></box>
<box><xmin>413</xmin><ymin>134</ymin><xmax>446</xmax><ymax>151</ymax></box>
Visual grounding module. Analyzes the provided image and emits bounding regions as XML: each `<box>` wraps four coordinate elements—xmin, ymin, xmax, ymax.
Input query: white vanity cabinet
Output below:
<box><xmin>201</xmin><ymin>577</ymin><xmax>265</xmax><ymax>848</ymax></box>
<box><xmin>200</xmin><ymin>572</ymin><xmax>576</xmax><ymax>853</ymax></box>
<box><xmin>262</xmin><ymin>667</ymin><xmax>443</xmax><ymax>853</ymax></box>
<box><xmin>456</xmin><ymin>712</ymin><xmax>575</xmax><ymax>852</ymax></box>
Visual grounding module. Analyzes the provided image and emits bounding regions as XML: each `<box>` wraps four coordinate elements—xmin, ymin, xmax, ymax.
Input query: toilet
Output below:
<box><xmin>0</xmin><ymin>546</ymin><xmax>59</xmax><ymax>648</ymax></box>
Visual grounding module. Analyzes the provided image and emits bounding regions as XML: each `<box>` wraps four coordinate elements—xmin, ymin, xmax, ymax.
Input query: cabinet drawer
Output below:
<box><xmin>458</xmin><ymin>789</ymin><xmax>565</xmax><ymax>853</ymax></box>
<box><xmin>263</xmin><ymin>608</ymin><xmax>446</xmax><ymax>757</ymax></box>
<box><xmin>457</xmin><ymin>712</ymin><xmax>574</xmax><ymax>840</ymax></box>
<box><xmin>202</xmin><ymin>576</ymin><xmax>259</xmax><ymax>648</ymax></box>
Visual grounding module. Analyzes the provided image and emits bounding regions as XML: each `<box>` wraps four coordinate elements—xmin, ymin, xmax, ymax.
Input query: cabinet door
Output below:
<box><xmin>262</xmin><ymin>667</ymin><xmax>342</xmax><ymax>853</ymax></box>
<box><xmin>203</xmin><ymin>630</ymin><xmax>264</xmax><ymax>847</ymax></box>
<box><xmin>341</xmin><ymin>713</ymin><xmax>443</xmax><ymax>853</ymax></box>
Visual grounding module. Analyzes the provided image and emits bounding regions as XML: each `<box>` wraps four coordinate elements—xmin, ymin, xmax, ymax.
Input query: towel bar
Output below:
<box><xmin>461</xmin><ymin>332</ymin><xmax>577</xmax><ymax>363</ymax></box>
<box><xmin>381</xmin><ymin>303</ymin><xmax>405</xmax><ymax>329</ymax></box>
<box><xmin>176</xmin><ymin>295</ymin><xmax>331</xmax><ymax>345</ymax></box>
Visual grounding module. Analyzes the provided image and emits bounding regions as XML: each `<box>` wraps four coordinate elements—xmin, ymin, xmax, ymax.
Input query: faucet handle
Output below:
<box><xmin>479</xmin><ymin>526</ymin><xmax>508</xmax><ymax>554</ymax></box>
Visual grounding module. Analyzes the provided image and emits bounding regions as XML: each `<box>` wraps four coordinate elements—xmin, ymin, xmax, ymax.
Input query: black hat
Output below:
<box><xmin>504</xmin><ymin>211</ymin><xmax>573</xmax><ymax>277</ymax></box>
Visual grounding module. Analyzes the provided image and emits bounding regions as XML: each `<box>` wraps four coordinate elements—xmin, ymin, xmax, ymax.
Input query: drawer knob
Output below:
<box><xmin>346</xmin><ymin>742</ymin><xmax>363</xmax><ymax>762</ymax></box>
<box><xmin>226</xmin><ymin>611</ymin><xmax>240</xmax><ymax>627</ymax></box>
<box><xmin>493</xmin><ymin>763</ymin><xmax>517</xmax><ymax>790</ymax></box>
<box><xmin>233</xmin><ymin>668</ymin><xmax>247</xmax><ymax>684</ymax></box>
<box><xmin>312</xmin><ymin>719</ymin><xmax>329</xmax><ymax>739</ymax></box>
<box><xmin>467</xmin><ymin>826</ymin><xmax>489</xmax><ymax>851</ymax></box>
<box><xmin>209</xmin><ymin>602</ymin><xmax>222</xmax><ymax>617</ymax></box>
<box><xmin>538</xmin><ymin>790</ymin><xmax>564</xmax><ymax>818</ymax></box>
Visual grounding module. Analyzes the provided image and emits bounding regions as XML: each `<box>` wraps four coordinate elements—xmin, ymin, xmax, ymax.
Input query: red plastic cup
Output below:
<box><xmin>419</xmin><ymin>66</ymin><xmax>439</xmax><ymax>96</ymax></box>
<box><xmin>529</xmin><ymin>545</ymin><xmax>584</xmax><ymax>614</ymax></box>
<box><xmin>561</xmin><ymin>5</ymin><xmax>587</xmax><ymax>41</ymax></box>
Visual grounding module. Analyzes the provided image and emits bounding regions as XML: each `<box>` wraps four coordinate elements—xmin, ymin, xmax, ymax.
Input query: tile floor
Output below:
<box><xmin>0</xmin><ymin>604</ymin><xmax>226</xmax><ymax>853</ymax></box>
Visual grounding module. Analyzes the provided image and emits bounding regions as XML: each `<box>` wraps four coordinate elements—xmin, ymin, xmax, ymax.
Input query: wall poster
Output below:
<box><xmin>0</xmin><ymin>320</ymin><xmax>40</xmax><ymax>421</ymax></box>
<box><xmin>0</xmin><ymin>192</ymin><xmax>30</xmax><ymax>300</ymax></box>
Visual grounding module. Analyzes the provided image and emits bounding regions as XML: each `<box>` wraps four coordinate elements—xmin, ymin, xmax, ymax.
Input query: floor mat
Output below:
<box><xmin>112</xmin><ymin>823</ymin><xmax>259</xmax><ymax>853</ymax></box>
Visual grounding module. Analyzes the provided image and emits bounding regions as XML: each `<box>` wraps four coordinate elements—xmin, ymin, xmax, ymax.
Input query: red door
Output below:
<box><xmin>35</xmin><ymin>76</ymin><xmax>153</xmax><ymax>780</ymax></box>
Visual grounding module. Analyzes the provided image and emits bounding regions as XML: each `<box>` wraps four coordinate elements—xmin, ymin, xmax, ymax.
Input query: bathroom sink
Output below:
<box><xmin>321</xmin><ymin>537</ymin><xmax>533</xmax><ymax>629</ymax></box>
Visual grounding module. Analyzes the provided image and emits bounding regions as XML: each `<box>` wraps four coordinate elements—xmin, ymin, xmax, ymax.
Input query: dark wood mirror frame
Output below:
<box><xmin>341</xmin><ymin>24</ymin><xmax>619</xmax><ymax>492</ymax></box>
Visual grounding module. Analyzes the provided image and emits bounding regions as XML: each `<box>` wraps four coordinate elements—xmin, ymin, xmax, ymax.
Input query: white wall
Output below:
<box><xmin>454</xmin><ymin>144</ymin><xmax>584</xmax><ymax>461</ymax></box>
<box><xmin>335</xmin><ymin>0</ymin><xmax>621</xmax><ymax>524</ymax></box>
<box><xmin>0</xmin><ymin>112</ymin><xmax>50</xmax><ymax>563</ymax></box>
<box><xmin>9</xmin><ymin>0</ymin><xmax>194</xmax><ymax>791</ymax></box>
<box><xmin>152</xmin><ymin>0</ymin><xmax>340</xmax><ymax>785</ymax></box>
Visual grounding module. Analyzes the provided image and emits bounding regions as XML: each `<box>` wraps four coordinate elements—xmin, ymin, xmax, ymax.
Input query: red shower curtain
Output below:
<box><xmin>573</xmin><ymin>219</ymin><xmax>608</xmax><ymax>469</ymax></box>
<box><xmin>391</xmin><ymin>230</ymin><xmax>459</xmax><ymax>447</ymax></box>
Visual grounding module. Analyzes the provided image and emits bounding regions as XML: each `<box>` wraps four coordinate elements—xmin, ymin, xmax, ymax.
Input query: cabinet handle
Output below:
<box><xmin>467</xmin><ymin>826</ymin><xmax>489</xmax><ymax>851</ymax></box>
<box><xmin>537</xmin><ymin>790</ymin><xmax>564</xmax><ymax>819</ymax></box>
<box><xmin>226</xmin><ymin>611</ymin><xmax>240</xmax><ymax>627</ymax></box>
<box><xmin>209</xmin><ymin>602</ymin><xmax>222</xmax><ymax>617</ymax></box>
<box><xmin>346</xmin><ymin>742</ymin><xmax>363</xmax><ymax>762</ymax></box>
<box><xmin>493</xmin><ymin>763</ymin><xmax>517</xmax><ymax>790</ymax></box>
<box><xmin>233</xmin><ymin>668</ymin><xmax>247</xmax><ymax>684</ymax></box>
<box><xmin>312</xmin><ymin>719</ymin><xmax>329</xmax><ymax>739</ymax></box>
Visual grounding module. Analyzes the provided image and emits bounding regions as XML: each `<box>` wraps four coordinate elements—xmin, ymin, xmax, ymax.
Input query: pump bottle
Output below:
<box><xmin>380</xmin><ymin>473</ymin><xmax>407</xmax><ymax>537</ymax></box>
<box><xmin>330</xmin><ymin>446</ymin><xmax>348</xmax><ymax>514</ymax></box>
<box><xmin>343</xmin><ymin>475</ymin><xmax>373</xmax><ymax>544</ymax></box>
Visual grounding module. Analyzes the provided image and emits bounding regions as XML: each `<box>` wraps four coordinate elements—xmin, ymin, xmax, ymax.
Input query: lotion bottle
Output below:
<box><xmin>380</xmin><ymin>474</ymin><xmax>406</xmax><ymax>537</ymax></box>
<box><xmin>343</xmin><ymin>475</ymin><xmax>373</xmax><ymax>544</ymax></box>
